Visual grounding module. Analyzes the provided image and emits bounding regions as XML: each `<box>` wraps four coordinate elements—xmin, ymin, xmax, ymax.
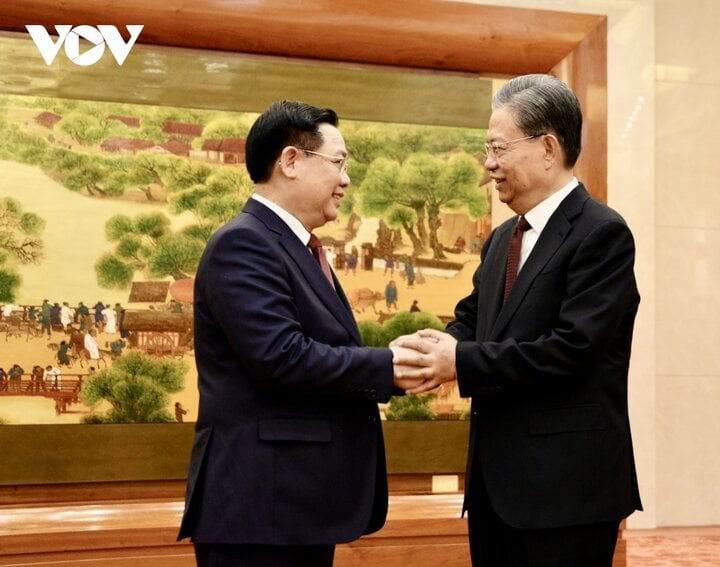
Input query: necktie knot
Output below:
<box><xmin>308</xmin><ymin>233</ymin><xmax>322</xmax><ymax>252</ymax></box>
<box><xmin>516</xmin><ymin>216</ymin><xmax>531</xmax><ymax>233</ymax></box>
<box><xmin>308</xmin><ymin>233</ymin><xmax>335</xmax><ymax>290</ymax></box>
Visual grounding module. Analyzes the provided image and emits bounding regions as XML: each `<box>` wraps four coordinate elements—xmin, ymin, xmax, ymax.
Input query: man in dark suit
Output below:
<box><xmin>178</xmin><ymin>101</ymin><xmax>418</xmax><ymax>566</ymax></box>
<box><xmin>393</xmin><ymin>74</ymin><xmax>642</xmax><ymax>566</ymax></box>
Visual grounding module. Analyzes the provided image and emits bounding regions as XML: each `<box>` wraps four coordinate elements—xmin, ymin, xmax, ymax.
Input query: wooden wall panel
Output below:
<box><xmin>0</xmin><ymin>0</ymin><xmax>608</xmax><ymax>198</ymax></box>
<box><xmin>1</xmin><ymin>1</ymin><xmax>602</xmax><ymax>76</ymax></box>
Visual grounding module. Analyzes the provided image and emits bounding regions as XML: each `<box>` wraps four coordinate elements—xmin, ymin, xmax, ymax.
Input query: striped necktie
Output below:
<box><xmin>503</xmin><ymin>216</ymin><xmax>531</xmax><ymax>302</ymax></box>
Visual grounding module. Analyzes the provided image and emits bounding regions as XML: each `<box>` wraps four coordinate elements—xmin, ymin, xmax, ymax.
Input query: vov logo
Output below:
<box><xmin>25</xmin><ymin>25</ymin><xmax>144</xmax><ymax>66</ymax></box>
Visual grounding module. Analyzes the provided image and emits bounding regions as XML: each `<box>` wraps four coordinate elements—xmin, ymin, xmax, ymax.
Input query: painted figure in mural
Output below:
<box><xmin>8</xmin><ymin>364</ymin><xmax>24</xmax><ymax>392</ymax></box>
<box><xmin>92</xmin><ymin>301</ymin><xmax>105</xmax><ymax>332</ymax></box>
<box><xmin>345</xmin><ymin>245</ymin><xmax>358</xmax><ymax>275</ymax></box>
<box><xmin>174</xmin><ymin>401</ymin><xmax>188</xmax><ymax>423</ymax></box>
<box><xmin>384</xmin><ymin>280</ymin><xmax>398</xmax><ymax>311</ymax></box>
<box><xmin>60</xmin><ymin>301</ymin><xmax>74</xmax><ymax>330</ymax></box>
<box><xmin>383</xmin><ymin>254</ymin><xmax>395</xmax><ymax>276</ymax></box>
<box><xmin>44</xmin><ymin>365</ymin><xmax>61</xmax><ymax>391</ymax></box>
<box><xmin>83</xmin><ymin>328</ymin><xmax>100</xmax><ymax>361</ymax></box>
<box><xmin>27</xmin><ymin>305</ymin><xmax>38</xmax><ymax>322</ymax></box>
<box><xmin>50</xmin><ymin>302</ymin><xmax>61</xmax><ymax>329</ymax></box>
<box><xmin>404</xmin><ymin>257</ymin><xmax>415</xmax><ymax>288</ymax></box>
<box><xmin>102</xmin><ymin>303</ymin><xmax>117</xmax><ymax>334</ymax></box>
<box><xmin>40</xmin><ymin>299</ymin><xmax>52</xmax><ymax>336</ymax></box>
<box><xmin>31</xmin><ymin>365</ymin><xmax>45</xmax><ymax>392</ymax></box>
<box><xmin>392</xmin><ymin>74</ymin><xmax>642</xmax><ymax>567</ymax></box>
<box><xmin>57</xmin><ymin>340</ymin><xmax>72</xmax><ymax>367</ymax></box>
<box><xmin>178</xmin><ymin>100</ymin><xmax>422</xmax><ymax>567</ymax></box>
<box><xmin>77</xmin><ymin>301</ymin><xmax>91</xmax><ymax>331</ymax></box>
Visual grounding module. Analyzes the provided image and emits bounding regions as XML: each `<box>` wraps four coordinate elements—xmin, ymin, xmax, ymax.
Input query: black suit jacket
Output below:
<box><xmin>178</xmin><ymin>199</ymin><xmax>394</xmax><ymax>545</ymax></box>
<box><xmin>447</xmin><ymin>184</ymin><xmax>642</xmax><ymax>530</ymax></box>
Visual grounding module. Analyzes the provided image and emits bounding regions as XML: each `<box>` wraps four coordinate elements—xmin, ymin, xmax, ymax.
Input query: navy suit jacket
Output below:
<box><xmin>179</xmin><ymin>198</ymin><xmax>394</xmax><ymax>545</ymax></box>
<box><xmin>447</xmin><ymin>184</ymin><xmax>642</xmax><ymax>530</ymax></box>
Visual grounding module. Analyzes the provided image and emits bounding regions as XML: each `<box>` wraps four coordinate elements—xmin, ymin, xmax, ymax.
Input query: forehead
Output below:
<box><xmin>317</xmin><ymin>123</ymin><xmax>346</xmax><ymax>150</ymax></box>
<box><xmin>487</xmin><ymin>106</ymin><xmax>522</xmax><ymax>140</ymax></box>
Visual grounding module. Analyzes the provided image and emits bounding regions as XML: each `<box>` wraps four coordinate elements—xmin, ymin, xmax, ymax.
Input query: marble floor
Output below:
<box><xmin>625</xmin><ymin>526</ymin><xmax>720</xmax><ymax>566</ymax></box>
<box><xmin>0</xmin><ymin>499</ymin><xmax>718</xmax><ymax>566</ymax></box>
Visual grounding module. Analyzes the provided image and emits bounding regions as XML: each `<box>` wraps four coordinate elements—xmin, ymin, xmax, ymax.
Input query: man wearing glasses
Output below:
<box><xmin>179</xmin><ymin>100</ymin><xmax>420</xmax><ymax>566</ymax></box>
<box><xmin>393</xmin><ymin>74</ymin><xmax>642</xmax><ymax>566</ymax></box>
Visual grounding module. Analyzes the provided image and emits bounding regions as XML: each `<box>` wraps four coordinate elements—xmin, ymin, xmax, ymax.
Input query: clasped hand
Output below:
<box><xmin>389</xmin><ymin>329</ymin><xmax>457</xmax><ymax>395</ymax></box>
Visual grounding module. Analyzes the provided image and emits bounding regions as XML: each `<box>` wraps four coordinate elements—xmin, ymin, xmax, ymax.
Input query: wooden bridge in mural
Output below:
<box><xmin>0</xmin><ymin>374</ymin><xmax>85</xmax><ymax>415</ymax></box>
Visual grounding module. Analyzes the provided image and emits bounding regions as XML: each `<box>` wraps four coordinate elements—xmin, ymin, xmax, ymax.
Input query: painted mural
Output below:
<box><xmin>0</xmin><ymin>93</ymin><xmax>490</xmax><ymax>424</ymax></box>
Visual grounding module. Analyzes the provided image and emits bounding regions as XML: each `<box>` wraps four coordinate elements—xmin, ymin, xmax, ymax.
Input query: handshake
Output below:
<box><xmin>389</xmin><ymin>328</ymin><xmax>458</xmax><ymax>394</ymax></box>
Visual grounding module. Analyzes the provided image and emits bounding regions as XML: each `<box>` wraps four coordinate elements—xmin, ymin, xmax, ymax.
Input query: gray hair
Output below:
<box><xmin>493</xmin><ymin>74</ymin><xmax>583</xmax><ymax>167</ymax></box>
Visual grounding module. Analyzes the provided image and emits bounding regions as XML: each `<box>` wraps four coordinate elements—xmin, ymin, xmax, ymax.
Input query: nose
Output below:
<box><xmin>483</xmin><ymin>153</ymin><xmax>498</xmax><ymax>170</ymax></box>
<box><xmin>340</xmin><ymin>169</ymin><xmax>351</xmax><ymax>187</ymax></box>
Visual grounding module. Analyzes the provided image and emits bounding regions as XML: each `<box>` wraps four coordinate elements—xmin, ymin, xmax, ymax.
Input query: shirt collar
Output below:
<box><xmin>251</xmin><ymin>193</ymin><xmax>311</xmax><ymax>246</ymax></box>
<box><xmin>524</xmin><ymin>177</ymin><xmax>579</xmax><ymax>234</ymax></box>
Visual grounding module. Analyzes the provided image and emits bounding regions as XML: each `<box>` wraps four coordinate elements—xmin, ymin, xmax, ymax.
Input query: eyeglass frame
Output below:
<box><xmin>482</xmin><ymin>133</ymin><xmax>546</xmax><ymax>160</ymax></box>
<box><xmin>300</xmin><ymin>148</ymin><xmax>349</xmax><ymax>174</ymax></box>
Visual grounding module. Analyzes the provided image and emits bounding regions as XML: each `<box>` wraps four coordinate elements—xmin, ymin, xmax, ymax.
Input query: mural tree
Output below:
<box><xmin>0</xmin><ymin>197</ymin><xmax>45</xmax><ymax>302</ymax></box>
<box><xmin>58</xmin><ymin>107</ymin><xmax>118</xmax><ymax>146</ymax></box>
<box><xmin>359</xmin><ymin>151</ymin><xmax>486</xmax><ymax>259</ymax></box>
<box><xmin>168</xmin><ymin>162</ymin><xmax>252</xmax><ymax>239</ymax></box>
<box><xmin>81</xmin><ymin>351</ymin><xmax>187</xmax><ymax>423</ymax></box>
<box><xmin>95</xmin><ymin>212</ymin><xmax>205</xmax><ymax>289</ymax></box>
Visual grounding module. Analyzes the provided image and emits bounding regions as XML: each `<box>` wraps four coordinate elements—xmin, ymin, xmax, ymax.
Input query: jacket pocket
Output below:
<box><xmin>258</xmin><ymin>417</ymin><xmax>332</xmax><ymax>443</ymax></box>
<box><xmin>528</xmin><ymin>404</ymin><xmax>606</xmax><ymax>436</ymax></box>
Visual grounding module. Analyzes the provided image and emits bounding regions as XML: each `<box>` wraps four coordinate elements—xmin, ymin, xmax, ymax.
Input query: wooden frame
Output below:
<box><xmin>0</xmin><ymin>0</ymin><xmax>607</xmax><ymax>486</ymax></box>
<box><xmin>0</xmin><ymin>0</ymin><xmax>607</xmax><ymax>198</ymax></box>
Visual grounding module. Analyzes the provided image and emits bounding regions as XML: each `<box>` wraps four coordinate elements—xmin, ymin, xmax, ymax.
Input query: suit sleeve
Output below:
<box><xmin>455</xmin><ymin>218</ymin><xmax>639</xmax><ymax>396</ymax></box>
<box><xmin>197</xmin><ymin>224</ymin><xmax>394</xmax><ymax>401</ymax></box>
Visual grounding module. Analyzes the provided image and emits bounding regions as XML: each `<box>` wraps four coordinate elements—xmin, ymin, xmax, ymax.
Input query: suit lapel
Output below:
<box><xmin>490</xmin><ymin>185</ymin><xmax>588</xmax><ymax>337</ymax></box>
<box><xmin>243</xmin><ymin>199</ymin><xmax>362</xmax><ymax>344</ymax></box>
<box><xmin>479</xmin><ymin>222</ymin><xmax>514</xmax><ymax>340</ymax></box>
<box><xmin>279</xmin><ymin>233</ymin><xmax>362</xmax><ymax>342</ymax></box>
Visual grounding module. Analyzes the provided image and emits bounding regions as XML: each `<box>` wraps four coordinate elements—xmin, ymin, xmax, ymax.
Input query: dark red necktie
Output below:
<box><xmin>308</xmin><ymin>234</ymin><xmax>335</xmax><ymax>290</ymax></box>
<box><xmin>503</xmin><ymin>216</ymin><xmax>531</xmax><ymax>302</ymax></box>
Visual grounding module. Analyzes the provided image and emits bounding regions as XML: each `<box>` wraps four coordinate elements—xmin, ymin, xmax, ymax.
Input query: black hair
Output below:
<box><xmin>245</xmin><ymin>101</ymin><xmax>339</xmax><ymax>183</ymax></box>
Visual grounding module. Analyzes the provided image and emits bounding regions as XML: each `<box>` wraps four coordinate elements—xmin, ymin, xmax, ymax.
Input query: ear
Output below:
<box><xmin>278</xmin><ymin>146</ymin><xmax>301</xmax><ymax>179</ymax></box>
<box><xmin>542</xmin><ymin>133</ymin><xmax>561</xmax><ymax>168</ymax></box>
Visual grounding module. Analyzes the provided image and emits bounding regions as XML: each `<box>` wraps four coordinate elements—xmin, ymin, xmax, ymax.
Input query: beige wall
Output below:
<box><xmin>654</xmin><ymin>0</ymin><xmax>720</xmax><ymax>527</ymax></box>
<box><xmin>480</xmin><ymin>0</ymin><xmax>720</xmax><ymax>529</ymax></box>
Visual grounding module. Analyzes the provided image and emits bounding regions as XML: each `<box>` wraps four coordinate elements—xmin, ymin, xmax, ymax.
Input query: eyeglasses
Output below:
<box><xmin>301</xmin><ymin>149</ymin><xmax>349</xmax><ymax>174</ymax></box>
<box><xmin>482</xmin><ymin>133</ymin><xmax>545</xmax><ymax>160</ymax></box>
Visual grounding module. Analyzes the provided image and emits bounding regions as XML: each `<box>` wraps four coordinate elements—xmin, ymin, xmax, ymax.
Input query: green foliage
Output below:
<box><xmin>81</xmin><ymin>351</ymin><xmax>187</xmax><ymax>423</ymax></box>
<box><xmin>357</xmin><ymin>320</ymin><xmax>386</xmax><ymax>347</ymax></box>
<box><xmin>147</xmin><ymin>233</ymin><xmax>205</xmax><ymax>280</ymax></box>
<box><xmin>168</xmin><ymin>165</ymin><xmax>251</xmax><ymax>231</ymax></box>
<box><xmin>381</xmin><ymin>311</ymin><xmax>445</xmax><ymax>343</ymax></box>
<box><xmin>385</xmin><ymin>393</ymin><xmax>437</xmax><ymax>420</ymax></box>
<box><xmin>200</xmin><ymin>115</ymin><xmax>255</xmax><ymax>141</ymax></box>
<box><xmin>94</xmin><ymin>253</ymin><xmax>137</xmax><ymax>289</ymax></box>
<box><xmin>97</xmin><ymin>211</ymin><xmax>204</xmax><ymax>288</ymax></box>
<box><xmin>0</xmin><ymin>269</ymin><xmax>21</xmax><ymax>303</ymax></box>
<box><xmin>0</xmin><ymin>197</ymin><xmax>45</xmax><ymax>300</ymax></box>
<box><xmin>58</xmin><ymin>109</ymin><xmax>117</xmax><ymax>145</ymax></box>
<box><xmin>358</xmin><ymin>310</ymin><xmax>445</xmax><ymax>348</ymax></box>
<box><xmin>359</xmin><ymin>151</ymin><xmax>485</xmax><ymax>259</ymax></box>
